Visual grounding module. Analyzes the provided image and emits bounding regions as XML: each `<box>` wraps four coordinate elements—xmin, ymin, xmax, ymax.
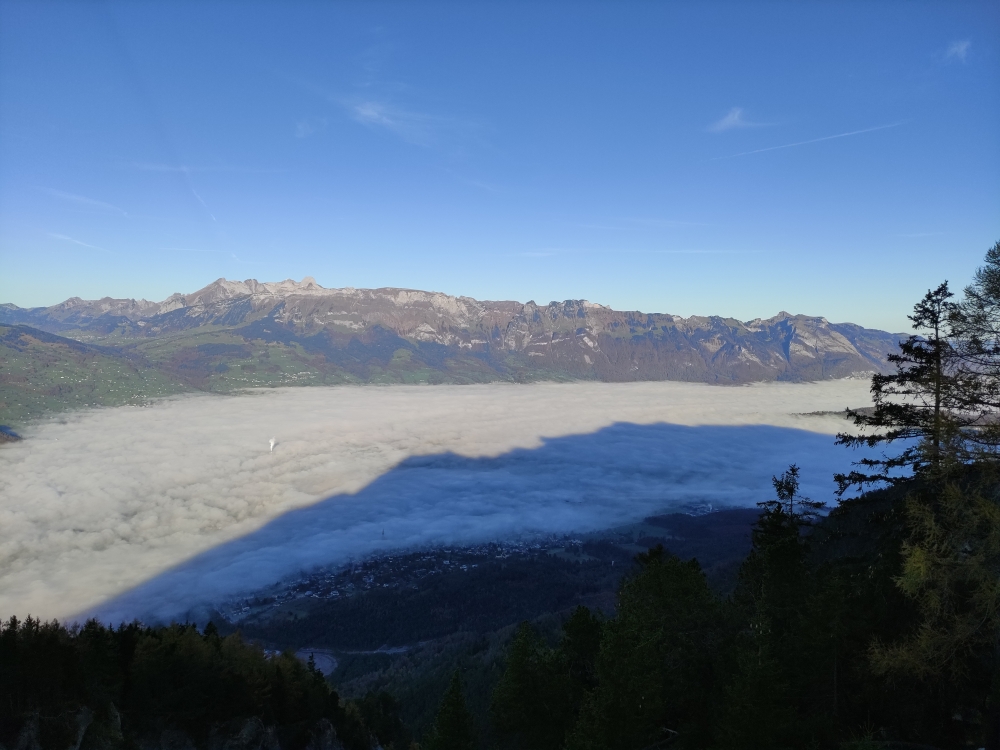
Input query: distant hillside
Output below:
<box><xmin>0</xmin><ymin>278</ymin><xmax>902</xmax><ymax>425</ymax></box>
<box><xmin>0</xmin><ymin>324</ymin><xmax>188</xmax><ymax>426</ymax></box>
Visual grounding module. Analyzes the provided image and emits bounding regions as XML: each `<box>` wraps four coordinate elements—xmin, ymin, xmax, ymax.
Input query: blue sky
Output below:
<box><xmin>1</xmin><ymin>1</ymin><xmax>997</xmax><ymax>331</ymax></box>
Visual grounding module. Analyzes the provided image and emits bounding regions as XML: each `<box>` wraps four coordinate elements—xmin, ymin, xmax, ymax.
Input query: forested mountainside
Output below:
<box><xmin>1</xmin><ymin>278</ymin><xmax>900</xmax><ymax>405</ymax></box>
<box><xmin>2</xmin><ymin>475</ymin><xmax>995</xmax><ymax>750</ymax></box>
<box><xmin>0</xmin><ymin>324</ymin><xmax>186</xmax><ymax>426</ymax></box>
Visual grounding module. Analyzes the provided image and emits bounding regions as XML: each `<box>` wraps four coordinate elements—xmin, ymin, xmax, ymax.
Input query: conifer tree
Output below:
<box><xmin>837</xmin><ymin>247</ymin><xmax>1000</xmax><ymax>748</ymax></box>
<box><xmin>952</xmin><ymin>239</ymin><xmax>1000</xmax><ymax>453</ymax></box>
<box><xmin>559</xmin><ymin>606</ymin><xmax>601</xmax><ymax>692</ymax></box>
<box><xmin>836</xmin><ymin>282</ymin><xmax>972</xmax><ymax>494</ymax></box>
<box><xmin>718</xmin><ymin>465</ymin><xmax>823</xmax><ymax>748</ymax></box>
<box><xmin>424</xmin><ymin>671</ymin><xmax>476</xmax><ymax>750</ymax></box>
<box><xmin>490</xmin><ymin>623</ymin><xmax>557</xmax><ymax>749</ymax></box>
<box><xmin>566</xmin><ymin>548</ymin><xmax>717</xmax><ymax>750</ymax></box>
<box><xmin>872</xmin><ymin>475</ymin><xmax>1000</xmax><ymax>673</ymax></box>
<box><xmin>956</xmin><ymin>241</ymin><xmax>1000</xmax><ymax>376</ymax></box>
<box><xmin>491</xmin><ymin>609</ymin><xmax>600</xmax><ymax>750</ymax></box>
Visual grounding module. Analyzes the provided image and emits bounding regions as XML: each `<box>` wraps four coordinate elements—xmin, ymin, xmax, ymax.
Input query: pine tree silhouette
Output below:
<box><xmin>425</xmin><ymin>670</ymin><xmax>475</xmax><ymax>750</ymax></box>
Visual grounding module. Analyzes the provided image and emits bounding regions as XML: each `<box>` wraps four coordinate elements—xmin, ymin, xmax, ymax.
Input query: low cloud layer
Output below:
<box><xmin>0</xmin><ymin>380</ymin><xmax>873</xmax><ymax>623</ymax></box>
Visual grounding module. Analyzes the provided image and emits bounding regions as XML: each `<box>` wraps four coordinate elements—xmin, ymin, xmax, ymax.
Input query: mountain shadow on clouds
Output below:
<box><xmin>84</xmin><ymin>421</ymin><xmax>862</xmax><ymax>624</ymax></box>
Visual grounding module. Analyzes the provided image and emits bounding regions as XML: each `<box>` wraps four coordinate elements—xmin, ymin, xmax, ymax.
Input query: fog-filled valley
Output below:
<box><xmin>4</xmin><ymin>1</ymin><xmax>998</xmax><ymax>745</ymax></box>
<box><xmin>0</xmin><ymin>379</ymin><xmax>871</xmax><ymax>623</ymax></box>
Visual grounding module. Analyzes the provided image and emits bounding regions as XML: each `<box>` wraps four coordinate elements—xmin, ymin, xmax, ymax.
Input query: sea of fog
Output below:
<box><xmin>0</xmin><ymin>379</ymin><xmax>875</xmax><ymax>623</ymax></box>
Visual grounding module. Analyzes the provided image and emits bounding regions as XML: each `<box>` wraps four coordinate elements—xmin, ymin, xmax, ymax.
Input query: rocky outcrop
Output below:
<box><xmin>1</xmin><ymin>278</ymin><xmax>903</xmax><ymax>384</ymax></box>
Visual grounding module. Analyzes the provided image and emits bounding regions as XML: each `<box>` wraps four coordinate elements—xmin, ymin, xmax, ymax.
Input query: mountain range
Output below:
<box><xmin>1</xmin><ymin>277</ymin><xmax>902</xmax><ymax>425</ymax></box>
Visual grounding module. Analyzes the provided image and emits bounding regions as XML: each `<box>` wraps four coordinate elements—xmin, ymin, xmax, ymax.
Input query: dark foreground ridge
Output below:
<box><xmin>1</xmin><ymin>486</ymin><xmax>990</xmax><ymax>749</ymax></box>
<box><xmin>0</xmin><ymin>508</ymin><xmax>760</xmax><ymax>750</ymax></box>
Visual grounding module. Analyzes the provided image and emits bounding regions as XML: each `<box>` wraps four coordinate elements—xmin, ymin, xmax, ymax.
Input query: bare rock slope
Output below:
<box><xmin>1</xmin><ymin>277</ymin><xmax>901</xmax><ymax>385</ymax></box>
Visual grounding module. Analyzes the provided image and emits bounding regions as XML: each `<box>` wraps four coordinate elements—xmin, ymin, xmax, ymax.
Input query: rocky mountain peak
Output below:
<box><xmin>1</xmin><ymin>278</ymin><xmax>904</xmax><ymax>385</ymax></box>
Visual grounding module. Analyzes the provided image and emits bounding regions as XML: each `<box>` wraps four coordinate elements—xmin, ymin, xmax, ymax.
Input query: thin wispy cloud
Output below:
<box><xmin>350</xmin><ymin>100</ymin><xmax>443</xmax><ymax>147</ymax></box>
<box><xmin>707</xmin><ymin>107</ymin><xmax>767</xmax><ymax>133</ymax></box>
<box><xmin>286</xmin><ymin>66</ymin><xmax>484</xmax><ymax>150</ymax></box>
<box><xmin>295</xmin><ymin>117</ymin><xmax>328</xmax><ymax>138</ymax></box>
<box><xmin>351</xmin><ymin>34</ymin><xmax>439</xmax><ymax>129</ymax></box>
<box><xmin>44</xmin><ymin>189</ymin><xmax>127</xmax><ymax>216</ymax></box>
<box><xmin>48</xmin><ymin>232</ymin><xmax>111</xmax><ymax>253</ymax></box>
<box><xmin>945</xmin><ymin>40</ymin><xmax>971</xmax><ymax>62</ymax></box>
<box><xmin>713</xmin><ymin>122</ymin><xmax>903</xmax><ymax>159</ymax></box>
<box><xmin>897</xmin><ymin>231</ymin><xmax>944</xmax><ymax>238</ymax></box>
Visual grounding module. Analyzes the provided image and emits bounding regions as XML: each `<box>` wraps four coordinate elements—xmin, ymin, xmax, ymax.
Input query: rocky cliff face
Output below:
<box><xmin>1</xmin><ymin>277</ymin><xmax>902</xmax><ymax>384</ymax></box>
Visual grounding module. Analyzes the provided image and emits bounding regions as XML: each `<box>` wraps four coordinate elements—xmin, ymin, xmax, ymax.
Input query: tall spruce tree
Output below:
<box><xmin>837</xmin><ymin>248</ymin><xmax>1000</xmax><ymax>748</ymax></box>
<box><xmin>490</xmin><ymin>622</ymin><xmax>574</xmax><ymax>750</ymax></box>
<box><xmin>835</xmin><ymin>282</ymin><xmax>972</xmax><ymax>494</ymax></box>
<box><xmin>424</xmin><ymin>671</ymin><xmax>476</xmax><ymax>750</ymax></box>
<box><xmin>566</xmin><ymin>548</ymin><xmax>717</xmax><ymax>750</ymax></box>
<box><xmin>717</xmin><ymin>466</ymin><xmax>825</xmax><ymax>748</ymax></box>
<box><xmin>953</xmin><ymin>239</ymin><xmax>1000</xmax><ymax>453</ymax></box>
<box><xmin>956</xmin><ymin>240</ymin><xmax>1000</xmax><ymax>376</ymax></box>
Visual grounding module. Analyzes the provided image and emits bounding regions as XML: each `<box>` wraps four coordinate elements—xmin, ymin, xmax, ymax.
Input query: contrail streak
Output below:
<box><xmin>47</xmin><ymin>233</ymin><xmax>112</xmax><ymax>253</ymax></box>
<box><xmin>191</xmin><ymin>189</ymin><xmax>217</xmax><ymax>222</ymax></box>
<box><xmin>713</xmin><ymin>122</ymin><xmax>903</xmax><ymax>160</ymax></box>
